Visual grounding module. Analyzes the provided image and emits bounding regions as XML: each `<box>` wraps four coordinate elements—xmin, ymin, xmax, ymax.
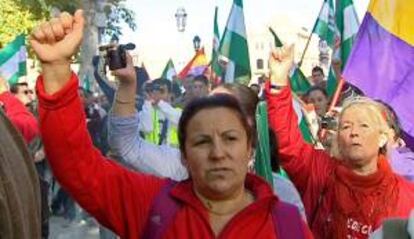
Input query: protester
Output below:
<box><xmin>310</xmin><ymin>66</ymin><xmax>325</xmax><ymax>87</ymax></box>
<box><xmin>30</xmin><ymin>10</ymin><xmax>312</xmax><ymax>238</ymax></box>
<box><xmin>305</xmin><ymin>86</ymin><xmax>329</xmax><ymax>118</ymax></box>
<box><xmin>266</xmin><ymin>45</ymin><xmax>414</xmax><ymax>239</ymax></box>
<box><xmin>380</xmin><ymin>101</ymin><xmax>414</xmax><ymax>182</ymax></box>
<box><xmin>0</xmin><ymin>75</ymin><xmax>39</xmax><ymax>144</ymax></box>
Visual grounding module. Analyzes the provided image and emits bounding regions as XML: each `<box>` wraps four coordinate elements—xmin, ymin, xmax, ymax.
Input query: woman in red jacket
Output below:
<box><xmin>30</xmin><ymin>10</ymin><xmax>312</xmax><ymax>239</ymax></box>
<box><xmin>266</xmin><ymin>45</ymin><xmax>414</xmax><ymax>239</ymax></box>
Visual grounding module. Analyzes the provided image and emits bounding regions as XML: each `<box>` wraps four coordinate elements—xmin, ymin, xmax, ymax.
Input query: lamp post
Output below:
<box><xmin>175</xmin><ymin>7</ymin><xmax>187</xmax><ymax>33</ymax></box>
<box><xmin>193</xmin><ymin>35</ymin><xmax>201</xmax><ymax>52</ymax></box>
<box><xmin>175</xmin><ymin>7</ymin><xmax>187</xmax><ymax>70</ymax></box>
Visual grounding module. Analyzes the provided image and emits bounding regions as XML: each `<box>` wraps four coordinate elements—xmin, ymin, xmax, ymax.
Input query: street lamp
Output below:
<box><xmin>193</xmin><ymin>35</ymin><xmax>201</xmax><ymax>52</ymax></box>
<box><xmin>175</xmin><ymin>7</ymin><xmax>187</xmax><ymax>32</ymax></box>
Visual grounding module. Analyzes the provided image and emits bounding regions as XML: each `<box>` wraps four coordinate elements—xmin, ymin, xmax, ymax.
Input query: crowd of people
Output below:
<box><xmin>1</xmin><ymin>9</ymin><xmax>414</xmax><ymax>239</ymax></box>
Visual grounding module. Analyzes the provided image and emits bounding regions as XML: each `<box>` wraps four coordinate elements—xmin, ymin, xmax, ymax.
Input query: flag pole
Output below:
<box><xmin>298</xmin><ymin>0</ymin><xmax>326</xmax><ymax>67</ymax></box>
<box><xmin>319</xmin><ymin>76</ymin><xmax>345</xmax><ymax>139</ymax></box>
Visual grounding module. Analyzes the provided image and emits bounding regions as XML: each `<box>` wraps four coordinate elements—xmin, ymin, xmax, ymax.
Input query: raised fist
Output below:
<box><xmin>30</xmin><ymin>10</ymin><xmax>84</xmax><ymax>65</ymax></box>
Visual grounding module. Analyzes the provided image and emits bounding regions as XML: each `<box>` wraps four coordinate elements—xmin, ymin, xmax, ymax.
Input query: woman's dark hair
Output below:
<box><xmin>214</xmin><ymin>83</ymin><xmax>259</xmax><ymax>122</ymax></box>
<box><xmin>178</xmin><ymin>94</ymin><xmax>253</xmax><ymax>156</ymax></box>
<box><xmin>305</xmin><ymin>85</ymin><xmax>328</xmax><ymax>100</ymax></box>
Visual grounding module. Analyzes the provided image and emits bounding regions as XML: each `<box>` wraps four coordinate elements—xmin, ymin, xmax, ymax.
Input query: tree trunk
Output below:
<box><xmin>78</xmin><ymin>0</ymin><xmax>99</xmax><ymax>92</ymax></box>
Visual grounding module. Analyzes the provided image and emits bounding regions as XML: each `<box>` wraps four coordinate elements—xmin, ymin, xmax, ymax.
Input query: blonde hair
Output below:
<box><xmin>331</xmin><ymin>97</ymin><xmax>391</xmax><ymax>159</ymax></box>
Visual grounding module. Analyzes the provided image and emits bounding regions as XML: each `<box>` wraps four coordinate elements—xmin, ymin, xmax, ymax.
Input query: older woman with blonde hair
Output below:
<box><xmin>266</xmin><ymin>45</ymin><xmax>414</xmax><ymax>239</ymax></box>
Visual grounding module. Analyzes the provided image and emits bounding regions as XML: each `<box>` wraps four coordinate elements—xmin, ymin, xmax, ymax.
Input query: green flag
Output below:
<box><xmin>0</xmin><ymin>34</ymin><xmax>27</xmax><ymax>84</ymax></box>
<box><xmin>211</xmin><ymin>7</ymin><xmax>222</xmax><ymax>84</ymax></box>
<box><xmin>219</xmin><ymin>0</ymin><xmax>251</xmax><ymax>85</ymax></box>
<box><xmin>255</xmin><ymin>102</ymin><xmax>274</xmax><ymax>187</ymax></box>
<box><xmin>312</xmin><ymin>0</ymin><xmax>336</xmax><ymax>47</ymax></box>
<box><xmin>335</xmin><ymin>0</ymin><xmax>359</xmax><ymax>69</ymax></box>
<box><xmin>161</xmin><ymin>59</ymin><xmax>177</xmax><ymax>81</ymax></box>
<box><xmin>312</xmin><ymin>0</ymin><xmax>339</xmax><ymax>97</ymax></box>
<box><xmin>269</xmin><ymin>27</ymin><xmax>311</xmax><ymax>95</ymax></box>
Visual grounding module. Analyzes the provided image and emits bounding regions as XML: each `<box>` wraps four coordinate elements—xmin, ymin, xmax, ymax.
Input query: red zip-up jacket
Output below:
<box><xmin>36</xmin><ymin>73</ymin><xmax>313</xmax><ymax>239</ymax></box>
<box><xmin>0</xmin><ymin>92</ymin><xmax>38</xmax><ymax>144</ymax></box>
<box><xmin>265</xmin><ymin>84</ymin><xmax>414</xmax><ymax>239</ymax></box>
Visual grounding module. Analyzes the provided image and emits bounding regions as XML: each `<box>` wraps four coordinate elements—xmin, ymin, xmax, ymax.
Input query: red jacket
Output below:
<box><xmin>36</xmin><ymin>73</ymin><xmax>313</xmax><ymax>239</ymax></box>
<box><xmin>265</xmin><ymin>85</ymin><xmax>414</xmax><ymax>239</ymax></box>
<box><xmin>0</xmin><ymin>92</ymin><xmax>38</xmax><ymax>143</ymax></box>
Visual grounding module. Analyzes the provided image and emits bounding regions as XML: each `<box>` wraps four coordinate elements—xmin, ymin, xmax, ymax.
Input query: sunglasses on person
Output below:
<box><xmin>23</xmin><ymin>90</ymin><xmax>34</xmax><ymax>95</ymax></box>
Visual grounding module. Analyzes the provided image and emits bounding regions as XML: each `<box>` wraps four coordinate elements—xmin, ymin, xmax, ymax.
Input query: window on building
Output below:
<box><xmin>256</xmin><ymin>59</ymin><xmax>264</xmax><ymax>70</ymax></box>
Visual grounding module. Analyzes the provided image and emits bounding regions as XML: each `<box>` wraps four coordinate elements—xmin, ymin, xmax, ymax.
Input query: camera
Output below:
<box><xmin>320</xmin><ymin>115</ymin><xmax>337</xmax><ymax>130</ymax></box>
<box><xmin>98</xmin><ymin>43</ymin><xmax>136</xmax><ymax>70</ymax></box>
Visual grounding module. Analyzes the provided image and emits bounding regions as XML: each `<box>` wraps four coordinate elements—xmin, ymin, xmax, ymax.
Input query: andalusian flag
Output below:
<box><xmin>219</xmin><ymin>0</ymin><xmax>251</xmax><ymax>85</ymax></box>
<box><xmin>161</xmin><ymin>59</ymin><xmax>177</xmax><ymax>81</ymax></box>
<box><xmin>211</xmin><ymin>7</ymin><xmax>223</xmax><ymax>85</ymax></box>
<box><xmin>312</xmin><ymin>0</ymin><xmax>338</xmax><ymax>97</ymax></box>
<box><xmin>335</xmin><ymin>0</ymin><xmax>359</xmax><ymax>68</ymax></box>
<box><xmin>0</xmin><ymin>34</ymin><xmax>27</xmax><ymax>84</ymax></box>
<box><xmin>313</xmin><ymin>0</ymin><xmax>336</xmax><ymax>48</ymax></box>
<box><xmin>327</xmin><ymin>0</ymin><xmax>360</xmax><ymax>95</ymax></box>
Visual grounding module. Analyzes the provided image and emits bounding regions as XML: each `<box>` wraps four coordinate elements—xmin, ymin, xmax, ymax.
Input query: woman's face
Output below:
<box><xmin>184</xmin><ymin>107</ymin><xmax>252</xmax><ymax>200</ymax></box>
<box><xmin>308</xmin><ymin>89</ymin><xmax>328</xmax><ymax>116</ymax></box>
<box><xmin>337</xmin><ymin>105</ymin><xmax>383</xmax><ymax>168</ymax></box>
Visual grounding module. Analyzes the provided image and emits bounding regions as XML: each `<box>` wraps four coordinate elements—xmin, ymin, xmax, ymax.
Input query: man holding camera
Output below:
<box><xmin>139</xmin><ymin>78</ymin><xmax>181</xmax><ymax>147</ymax></box>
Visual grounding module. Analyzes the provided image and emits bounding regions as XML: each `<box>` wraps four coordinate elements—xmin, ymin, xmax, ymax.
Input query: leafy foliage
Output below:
<box><xmin>0</xmin><ymin>0</ymin><xmax>39</xmax><ymax>47</ymax></box>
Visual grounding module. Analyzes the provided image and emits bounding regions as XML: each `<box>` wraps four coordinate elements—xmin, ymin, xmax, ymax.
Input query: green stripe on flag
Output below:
<box><xmin>0</xmin><ymin>34</ymin><xmax>27</xmax><ymax>83</ymax></box>
<box><xmin>219</xmin><ymin>0</ymin><xmax>251</xmax><ymax>84</ymax></box>
<box><xmin>255</xmin><ymin>101</ymin><xmax>274</xmax><ymax>187</ymax></box>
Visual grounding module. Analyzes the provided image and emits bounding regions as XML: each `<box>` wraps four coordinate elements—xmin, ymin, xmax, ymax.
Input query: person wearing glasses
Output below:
<box><xmin>139</xmin><ymin>78</ymin><xmax>182</xmax><ymax>147</ymax></box>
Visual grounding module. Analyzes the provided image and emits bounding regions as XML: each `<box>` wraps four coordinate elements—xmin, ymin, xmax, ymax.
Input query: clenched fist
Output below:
<box><xmin>30</xmin><ymin>10</ymin><xmax>85</xmax><ymax>94</ymax></box>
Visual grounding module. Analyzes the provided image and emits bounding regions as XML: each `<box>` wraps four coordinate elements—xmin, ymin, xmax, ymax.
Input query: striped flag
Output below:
<box><xmin>219</xmin><ymin>0</ymin><xmax>251</xmax><ymax>85</ymax></box>
<box><xmin>0</xmin><ymin>34</ymin><xmax>27</xmax><ymax>84</ymax></box>
<box><xmin>211</xmin><ymin>7</ymin><xmax>223</xmax><ymax>85</ymax></box>
<box><xmin>313</xmin><ymin>0</ymin><xmax>336</xmax><ymax>47</ymax></box>
<box><xmin>335</xmin><ymin>0</ymin><xmax>359</xmax><ymax>68</ymax></box>
<box><xmin>161</xmin><ymin>59</ymin><xmax>177</xmax><ymax>81</ymax></box>
<box><xmin>327</xmin><ymin>0</ymin><xmax>360</xmax><ymax>95</ymax></box>
<box><xmin>177</xmin><ymin>48</ymin><xmax>208</xmax><ymax>79</ymax></box>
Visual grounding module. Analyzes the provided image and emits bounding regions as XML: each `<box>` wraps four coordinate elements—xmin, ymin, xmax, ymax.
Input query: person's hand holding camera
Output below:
<box><xmin>112</xmin><ymin>53</ymin><xmax>136</xmax><ymax>86</ymax></box>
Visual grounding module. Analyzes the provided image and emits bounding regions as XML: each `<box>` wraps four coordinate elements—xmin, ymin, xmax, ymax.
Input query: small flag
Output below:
<box><xmin>161</xmin><ymin>59</ymin><xmax>177</xmax><ymax>81</ymax></box>
<box><xmin>219</xmin><ymin>0</ymin><xmax>251</xmax><ymax>85</ymax></box>
<box><xmin>0</xmin><ymin>34</ymin><xmax>27</xmax><ymax>84</ymax></box>
<box><xmin>178</xmin><ymin>48</ymin><xmax>208</xmax><ymax>79</ymax></box>
<box><xmin>211</xmin><ymin>7</ymin><xmax>223</xmax><ymax>85</ymax></box>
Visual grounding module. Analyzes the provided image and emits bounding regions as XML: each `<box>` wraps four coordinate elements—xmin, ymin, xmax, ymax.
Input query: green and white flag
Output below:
<box><xmin>327</xmin><ymin>0</ymin><xmax>360</xmax><ymax>96</ymax></box>
<box><xmin>313</xmin><ymin>0</ymin><xmax>336</xmax><ymax>48</ymax></box>
<box><xmin>161</xmin><ymin>59</ymin><xmax>177</xmax><ymax>81</ymax></box>
<box><xmin>219</xmin><ymin>0</ymin><xmax>251</xmax><ymax>85</ymax></box>
<box><xmin>312</xmin><ymin>0</ymin><xmax>338</xmax><ymax>97</ymax></box>
<box><xmin>335</xmin><ymin>0</ymin><xmax>359</xmax><ymax>69</ymax></box>
<box><xmin>211</xmin><ymin>7</ymin><xmax>222</xmax><ymax>84</ymax></box>
<box><xmin>0</xmin><ymin>34</ymin><xmax>27</xmax><ymax>84</ymax></box>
